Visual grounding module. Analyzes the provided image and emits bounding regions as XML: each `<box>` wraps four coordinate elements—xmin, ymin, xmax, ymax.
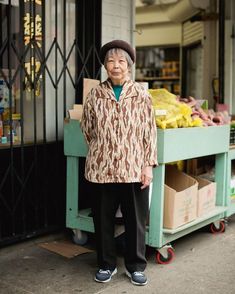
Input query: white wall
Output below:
<box><xmin>224</xmin><ymin>20</ymin><xmax>233</xmax><ymax>113</ymax></box>
<box><xmin>224</xmin><ymin>0</ymin><xmax>235</xmax><ymax>114</ymax></box>
<box><xmin>201</xmin><ymin>20</ymin><xmax>217</xmax><ymax>108</ymax></box>
<box><xmin>135</xmin><ymin>23</ymin><xmax>181</xmax><ymax>47</ymax></box>
<box><xmin>101</xmin><ymin>0</ymin><xmax>135</xmax><ymax>80</ymax></box>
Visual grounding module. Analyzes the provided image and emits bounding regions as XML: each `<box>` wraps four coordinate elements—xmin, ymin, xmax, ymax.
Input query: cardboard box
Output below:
<box><xmin>196</xmin><ymin>177</ymin><xmax>216</xmax><ymax>217</ymax></box>
<box><xmin>163</xmin><ymin>166</ymin><xmax>198</xmax><ymax>229</ymax></box>
<box><xmin>83</xmin><ymin>78</ymin><xmax>100</xmax><ymax>104</ymax></box>
<box><xmin>68</xmin><ymin>104</ymin><xmax>83</xmax><ymax>120</ymax></box>
<box><xmin>67</xmin><ymin>78</ymin><xmax>100</xmax><ymax>120</ymax></box>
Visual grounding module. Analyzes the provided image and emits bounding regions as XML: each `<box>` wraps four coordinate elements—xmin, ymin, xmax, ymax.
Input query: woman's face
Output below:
<box><xmin>105</xmin><ymin>51</ymin><xmax>129</xmax><ymax>85</ymax></box>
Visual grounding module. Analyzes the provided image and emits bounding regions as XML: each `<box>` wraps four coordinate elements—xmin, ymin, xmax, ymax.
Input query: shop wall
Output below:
<box><xmin>135</xmin><ymin>23</ymin><xmax>181</xmax><ymax>47</ymax></box>
<box><xmin>135</xmin><ymin>1</ymin><xmax>219</xmax><ymax>108</ymax></box>
<box><xmin>224</xmin><ymin>20</ymin><xmax>233</xmax><ymax>113</ymax></box>
<box><xmin>224</xmin><ymin>0</ymin><xmax>235</xmax><ymax>114</ymax></box>
<box><xmin>101</xmin><ymin>0</ymin><xmax>135</xmax><ymax>81</ymax></box>
<box><xmin>185</xmin><ymin>20</ymin><xmax>218</xmax><ymax>108</ymax></box>
<box><xmin>135</xmin><ymin>5</ymin><xmax>181</xmax><ymax>46</ymax></box>
<box><xmin>181</xmin><ymin>18</ymin><xmax>217</xmax><ymax>107</ymax></box>
<box><xmin>202</xmin><ymin>19</ymin><xmax>217</xmax><ymax>108</ymax></box>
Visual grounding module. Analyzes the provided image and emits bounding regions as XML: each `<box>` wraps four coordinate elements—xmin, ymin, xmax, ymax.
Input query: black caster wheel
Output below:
<box><xmin>210</xmin><ymin>221</ymin><xmax>225</xmax><ymax>234</ymax></box>
<box><xmin>156</xmin><ymin>247</ymin><xmax>175</xmax><ymax>264</ymax></box>
<box><xmin>72</xmin><ymin>229</ymin><xmax>88</xmax><ymax>245</ymax></box>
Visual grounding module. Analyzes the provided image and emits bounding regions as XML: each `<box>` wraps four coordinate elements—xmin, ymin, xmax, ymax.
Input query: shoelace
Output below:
<box><xmin>99</xmin><ymin>269</ymin><xmax>111</xmax><ymax>275</ymax></box>
<box><xmin>132</xmin><ymin>271</ymin><xmax>144</xmax><ymax>277</ymax></box>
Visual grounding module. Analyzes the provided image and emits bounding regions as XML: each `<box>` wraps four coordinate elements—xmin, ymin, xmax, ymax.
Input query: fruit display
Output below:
<box><xmin>149</xmin><ymin>88</ymin><xmax>230</xmax><ymax>129</ymax></box>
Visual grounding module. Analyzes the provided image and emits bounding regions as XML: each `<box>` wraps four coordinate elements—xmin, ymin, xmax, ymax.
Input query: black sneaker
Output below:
<box><xmin>126</xmin><ymin>270</ymin><xmax>148</xmax><ymax>286</ymax></box>
<box><xmin>94</xmin><ymin>268</ymin><xmax>117</xmax><ymax>283</ymax></box>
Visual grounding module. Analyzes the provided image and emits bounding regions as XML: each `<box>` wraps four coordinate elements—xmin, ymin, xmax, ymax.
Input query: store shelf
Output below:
<box><xmin>163</xmin><ymin>206</ymin><xmax>227</xmax><ymax>235</ymax></box>
<box><xmin>0</xmin><ymin>139</ymin><xmax>52</xmax><ymax>149</ymax></box>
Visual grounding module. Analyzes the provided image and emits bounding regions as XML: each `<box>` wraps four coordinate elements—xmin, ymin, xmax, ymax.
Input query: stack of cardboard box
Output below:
<box><xmin>163</xmin><ymin>166</ymin><xmax>216</xmax><ymax>229</ymax></box>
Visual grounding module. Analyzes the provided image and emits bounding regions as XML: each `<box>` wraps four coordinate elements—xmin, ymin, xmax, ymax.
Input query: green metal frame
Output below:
<box><xmin>225</xmin><ymin>148</ymin><xmax>235</xmax><ymax>217</ymax></box>
<box><xmin>64</xmin><ymin>119</ymin><xmax>230</xmax><ymax>249</ymax></box>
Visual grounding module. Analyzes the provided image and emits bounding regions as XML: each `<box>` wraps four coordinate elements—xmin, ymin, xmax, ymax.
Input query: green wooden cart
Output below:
<box><xmin>226</xmin><ymin>147</ymin><xmax>235</xmax><ymax>217</ymax></box>
<box><xmin>64</xmin><ymin>119</ymin><xmax>230</xmax><ymax>263</ymax></box>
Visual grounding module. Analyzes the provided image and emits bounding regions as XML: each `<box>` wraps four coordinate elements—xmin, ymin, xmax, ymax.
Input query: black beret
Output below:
<box><xmin>99</xmin><ymin>40</ymin><xmax>136</xmax><ymax>65</ymax></box>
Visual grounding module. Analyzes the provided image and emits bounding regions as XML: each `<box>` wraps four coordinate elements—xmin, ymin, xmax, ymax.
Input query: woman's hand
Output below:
<box><xmin>141</xmin><ymin>166</ymin><xmax>153</xmax><ymax>189</ymax></box>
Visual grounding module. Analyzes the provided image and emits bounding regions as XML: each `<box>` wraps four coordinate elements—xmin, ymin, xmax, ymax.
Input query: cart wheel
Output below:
<box><xmin>210</xmin><ymin>221</ymin><xmax>225</xmax><ymax>234</ymax></box>
<box><xmin>156</xmin><ymin>247</ymin><xmax>175</xmax><ymax>264</ymax></box>
<box><xmin>72</xmin><ymin>229</ymin><xmax>88</xmax><ymax>245</ymax></box>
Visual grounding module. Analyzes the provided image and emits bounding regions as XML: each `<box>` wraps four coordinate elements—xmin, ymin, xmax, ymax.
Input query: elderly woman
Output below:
<box><xmin>81</xmin><ymin>40</ymin><xmax>157</xmax><ymax>286</ymax></box>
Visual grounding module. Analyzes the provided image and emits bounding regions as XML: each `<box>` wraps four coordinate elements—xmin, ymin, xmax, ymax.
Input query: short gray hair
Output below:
<box><xmin>104</xmin><ymin>48</ymin><xmax>133</xmax><ymax>69</ymax></box>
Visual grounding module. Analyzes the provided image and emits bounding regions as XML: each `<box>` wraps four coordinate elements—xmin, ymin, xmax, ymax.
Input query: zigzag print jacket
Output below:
<box><xmin>81</xmin><ymin>78</ymin><xmax>158</xmax><ymax>183</ymax></box>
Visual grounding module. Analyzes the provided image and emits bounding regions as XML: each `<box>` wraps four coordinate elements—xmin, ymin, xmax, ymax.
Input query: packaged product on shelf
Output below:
<box><xmin>12</xmin><ymin>113</ymin><xmax>21</xmax><ymax>141</ymax></box>
<box><xmin>1</xmin><ymin>136</ymin><xmax>7</xmax><ymax>144</ymax></box>
<box><xmin>1</xmin><ymin>112</ymin><xmax>21</xmax><ymax>143</ymax></box>
<box><xmin>0</xmin><ymin>78</ymin><xmax>15</xmax><ymax>109</ymax></box>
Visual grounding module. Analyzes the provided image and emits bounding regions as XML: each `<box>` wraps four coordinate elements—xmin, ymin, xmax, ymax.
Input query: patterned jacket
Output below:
<box><xmin>81</xmin><ymin>79</ymin><xmax>158</xmax><ymax>183</ymax></box>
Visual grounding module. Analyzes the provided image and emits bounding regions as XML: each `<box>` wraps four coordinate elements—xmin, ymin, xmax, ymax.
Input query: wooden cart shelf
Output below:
<box><xmin>162</xmin><ymin>206</ymin><xmax>227</xmax><ymax>235</ymax></box>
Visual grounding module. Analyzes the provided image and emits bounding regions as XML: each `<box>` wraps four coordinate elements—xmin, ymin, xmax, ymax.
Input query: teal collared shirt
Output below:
<box><xmin>112</xmin><ymin>85</ymin><xmax>123</xmax><ymax>102</ymax></box>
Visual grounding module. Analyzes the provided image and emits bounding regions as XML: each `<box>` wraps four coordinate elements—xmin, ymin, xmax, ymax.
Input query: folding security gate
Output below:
<box><xmin>0</xmin><ymin>0</ymin><xmax>101</xmax><ymax>247</ymax></box>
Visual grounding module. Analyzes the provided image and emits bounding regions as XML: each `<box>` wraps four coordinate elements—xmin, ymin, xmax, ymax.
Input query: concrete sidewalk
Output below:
<box><xmin>1</xmin><ymin>215</ymin><xmax>235</xmax><ymax>294</ymax></box>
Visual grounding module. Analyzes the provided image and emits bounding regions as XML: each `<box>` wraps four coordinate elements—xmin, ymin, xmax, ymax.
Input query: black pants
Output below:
<box><xmin>91</xmin><ymin>182</ymin><xmax>149</xmax><ymax>273</ymax></box>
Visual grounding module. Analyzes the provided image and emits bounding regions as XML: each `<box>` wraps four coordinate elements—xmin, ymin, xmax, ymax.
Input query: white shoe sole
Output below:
<box><xmin>125</xmin><ymin>270</ymin><xmax>148</xmax><ymax>286</ymax></box>
<box><xmin>94</xmin><ymin>268</ymin><xmax>117</xmax><ymax>283</ymax></box>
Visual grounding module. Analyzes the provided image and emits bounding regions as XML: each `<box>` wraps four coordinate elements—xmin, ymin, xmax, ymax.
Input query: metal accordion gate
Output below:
<box><xmin>0</xmin><ymin>0</ymin><xmax>101</xmax><ymax>247</ymax></box>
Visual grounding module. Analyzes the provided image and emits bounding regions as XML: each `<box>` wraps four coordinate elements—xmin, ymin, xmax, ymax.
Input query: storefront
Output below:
<box><xmin>0</xmin><ymin>0</ymin><xmax>101</xmax><ymax>246</ymax></box>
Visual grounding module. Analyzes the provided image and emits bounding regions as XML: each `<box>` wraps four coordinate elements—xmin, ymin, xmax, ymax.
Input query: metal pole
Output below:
<box><xmin>218</xmin><ymin>0</ymin><xmax>225</xmax><ymax>104</ymax></box>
